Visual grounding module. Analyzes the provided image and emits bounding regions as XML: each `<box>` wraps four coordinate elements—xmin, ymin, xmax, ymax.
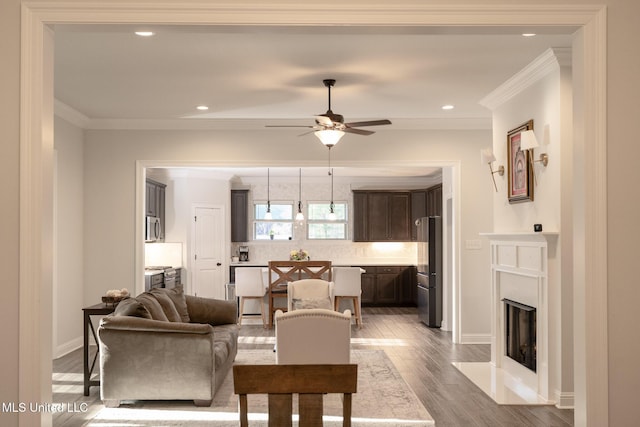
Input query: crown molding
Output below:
<box><xmin>478</xmin><ymin>47</ymin><xmax>571</xmax><ymax>111</ymax></box>
<box><xmin>54</xmin><ymin>99</ymin><xmax>91</xmax><ymax>128</ymax></box>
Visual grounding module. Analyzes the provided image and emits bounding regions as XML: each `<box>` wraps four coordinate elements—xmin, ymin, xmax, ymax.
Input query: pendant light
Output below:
<box><xmin>264</xmin><ymin>168</ymin><xmax>272</xmax><ymax>220</ymax></box>
<box><xmin>328</xmin><ymin>167</ymin><xmax>337</xmax><ymax>221</ymax></box>
<box><xmin>326</xmin><ymin>148</ymin><xmax>337</xmax><ymax>220</ymax></box>
<box><xmin>295</xmin><ymin>168</ymin><xmax>304</xmax><ymax>221</ymax></box>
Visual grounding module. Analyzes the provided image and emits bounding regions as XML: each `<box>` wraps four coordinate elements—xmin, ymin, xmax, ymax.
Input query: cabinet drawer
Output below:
<box><xmin>378</xmin><ymin>266</ymin><xmax>402</xmax><ymax>274</ymax></box>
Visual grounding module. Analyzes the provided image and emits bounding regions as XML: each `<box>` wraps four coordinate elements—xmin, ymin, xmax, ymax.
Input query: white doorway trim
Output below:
<box><xmin>20</xmin><ymin>3</ymin><xmax>606</xmax><ymax>426</ymax></box>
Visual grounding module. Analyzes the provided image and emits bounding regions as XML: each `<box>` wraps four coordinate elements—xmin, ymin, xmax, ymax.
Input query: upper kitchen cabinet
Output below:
<box><xmin>231</xmin><ymin>189</ymin><xmax>249</xmax><ymax>242</ymax></box>
<box><xmin>426</xmin><ymin>184</ymin><xmax>443</xmax><ymax>217</ymax></box>
<box><xmin>146</xmin><ymin>179</ymin><xmax>166</xmax><ymax>219</ymax></box>
<box><xmin>145</xmin><ymin>179</ymin><xmax>166</xmax><ymax>241</ymax></box>
<box><xmin>410</xmin><ymin>184</ymin><xmax>442</xmax><ymax>240</ymax></box>
<box><xmin>352</xmin><ymin>190</ymin><xmax>411</xmax><ymax>242</ymax></box>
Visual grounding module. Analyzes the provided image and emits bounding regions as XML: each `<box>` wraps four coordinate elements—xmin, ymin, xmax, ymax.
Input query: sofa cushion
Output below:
<box><xmin>185</xmin><ymin>295</ymin><xmax>238</xmax><ymax>325</ymax></box>
<box><xmin>292</xmin><ymin>297</ymin><xmax>333</xmax><ymax>310</ymax></box>
<box><xmin>149</xmin><ymin>288</ymin><xmax>182</xmax><ymax>322</ymax></box>
<box><xmin>136</xmin><ymin>292</ymin><xmax>169</xmax><ymax>321</ymax></box>
<box><xmin>112</xmin><ymin>297</ymin><xmax>152</xmax><ymax>319</ymax></box>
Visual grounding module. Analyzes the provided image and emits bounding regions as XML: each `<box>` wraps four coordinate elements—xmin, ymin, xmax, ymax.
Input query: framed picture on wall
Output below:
<box><xmin>507</xmin><ymin>120</ymin><xmax>534</xmax><ymax>203</ymax></box>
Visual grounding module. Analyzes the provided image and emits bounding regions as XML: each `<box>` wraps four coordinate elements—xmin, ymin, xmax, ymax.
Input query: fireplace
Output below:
<box><xmin>503</xmin><ymin>299</ymin><xmax>536</xmax><ymax>372</ymax></box>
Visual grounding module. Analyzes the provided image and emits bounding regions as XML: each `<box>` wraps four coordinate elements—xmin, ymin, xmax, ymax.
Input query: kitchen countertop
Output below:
<box><xmin>230</xmin><ymin>261</ymin><xmax>416</xmax><ymax>267</ymax></box>
<box><xmin>144</xmin><ymin>266</ymin><xmax>183</xmax><ymax>276</ymax></box>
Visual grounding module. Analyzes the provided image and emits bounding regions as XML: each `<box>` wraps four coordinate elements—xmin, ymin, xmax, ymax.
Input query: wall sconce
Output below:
<box><xmin>480</xmin><ymin>148</ymin><xmax>504</xmax><ymax>192</ymax></box>
<box><xmin>519</xmin><ymin>130</ymin><xmax>548</xmax><ymax>186</ymax></box>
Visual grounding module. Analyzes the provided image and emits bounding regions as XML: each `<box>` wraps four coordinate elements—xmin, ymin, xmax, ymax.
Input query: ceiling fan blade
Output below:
<box><xmin>265</xmin><ymin>125</ymin><xmax>315</xmax><ymax>128</ymax></box>
<box><xmin>297</xmin><ymin>130</ymin><xmax>316</xmax><ymax>137</ymax></box>
<box><xmin>344</xmin><ymin>127</ymin><xmax>375</xmax><ymax>136</ymax></box>
<box><xmin>344</xmin><ymin>119</ymin><xmax>392</xmax><ymax>127</ymax></box>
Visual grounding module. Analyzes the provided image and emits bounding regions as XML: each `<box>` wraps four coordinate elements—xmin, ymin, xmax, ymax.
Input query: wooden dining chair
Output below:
<box><xmin>233</xmin><ymin>364</ymin><xmax>358</xmax><ymax>427</ymax></box>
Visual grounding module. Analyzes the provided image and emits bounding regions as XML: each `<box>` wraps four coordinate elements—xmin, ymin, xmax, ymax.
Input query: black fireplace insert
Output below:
<box><xmin>503</xmin><ymin>298</ymin><xmax>536</xmax><ymax>372</ymax></box>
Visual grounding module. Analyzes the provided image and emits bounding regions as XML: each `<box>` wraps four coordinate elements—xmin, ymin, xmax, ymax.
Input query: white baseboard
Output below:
<box><xmin>54</xmin><ymin>336</ymin><xmax>83</xmax><ymax>359</ymax></box>
<box><xmin>460</xmin><ymin>333</ymin><xmax>491</xmax><ymax>344</ymax></box>
<box><xmin>554</xmin><ymin>390</ymin><xmax>575</xmax><ymax>409</ymax></box>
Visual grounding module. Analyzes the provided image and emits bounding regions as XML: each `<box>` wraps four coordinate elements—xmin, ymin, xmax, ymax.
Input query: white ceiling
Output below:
<box><xmin>53</xmin><ymin>24</ymin><xmax>573</xmax><ymax>179</ymax></box>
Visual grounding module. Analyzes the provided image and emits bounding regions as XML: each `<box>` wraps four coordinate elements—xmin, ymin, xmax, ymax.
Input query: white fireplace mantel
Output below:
<box><xmin>480</xmin><ymin>231</ymin><xmax>559</xmax><ymax>241</ymax></box>
<box><xmin>453</xmin><ymin>231</ymin><xmax>560</xmax><ymax>405</ymax></box>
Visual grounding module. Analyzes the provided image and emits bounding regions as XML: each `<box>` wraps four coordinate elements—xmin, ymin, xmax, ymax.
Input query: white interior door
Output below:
<box><xmin>191</xmin><ymin>205</ymin><xmax>225</xmax><ymax>299</ymax></box>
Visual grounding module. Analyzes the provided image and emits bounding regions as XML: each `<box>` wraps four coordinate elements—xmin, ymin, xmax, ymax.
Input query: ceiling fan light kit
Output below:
<box><xmin>314</xmin><ymin>129</ymin><xmax>345</xmax><ymax>147</ymax></box>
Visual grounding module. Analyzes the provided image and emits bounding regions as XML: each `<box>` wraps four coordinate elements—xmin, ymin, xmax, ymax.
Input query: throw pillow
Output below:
<box><xmin>292</xmin><ymin>297</ymin><xmax>333</xmax><ymax>310</ymax></box>
<box><xmin>161</xmin><ymin>285</ymin><xmax>190</xmax><ymax>322</ymax></box>
<box><xmin>136</xmin><ymin>292</ymin><xmax>169</xmax><ymax>321</ymax></box>
<box><xmin>113</xmin><ymin>297</ymin><xmax>152</xmax><ymax>319</ymax></box>
<box><xmin>149</xmin><ymin>288</ymin><xmax>182</xmax><ymax>322</ymax></box>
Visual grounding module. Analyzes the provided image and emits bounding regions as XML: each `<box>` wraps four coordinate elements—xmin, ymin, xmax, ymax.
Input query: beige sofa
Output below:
<box><xmin>98</xmin><ymin>286</ymin><xmax>238</xmax><ymax>407</ymax></box>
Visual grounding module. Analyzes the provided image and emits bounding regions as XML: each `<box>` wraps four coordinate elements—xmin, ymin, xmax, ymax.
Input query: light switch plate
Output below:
<box><xmin>465</xmin><ymin>239</ymin><xmax>482</xmax><ymax>250</ymax></box>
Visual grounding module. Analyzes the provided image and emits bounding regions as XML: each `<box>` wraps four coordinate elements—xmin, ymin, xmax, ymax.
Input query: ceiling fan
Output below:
<box><xmin>266</xmin><ymin>79</ymin><xmax>392</xmax><ymax>147</ymax></box>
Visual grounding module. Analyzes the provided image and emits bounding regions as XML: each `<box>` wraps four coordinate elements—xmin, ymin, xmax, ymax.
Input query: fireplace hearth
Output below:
<box><xmin>503</xmin><ymin>298</ymin><xmax>536</xmax><ymax>372</ymax></box>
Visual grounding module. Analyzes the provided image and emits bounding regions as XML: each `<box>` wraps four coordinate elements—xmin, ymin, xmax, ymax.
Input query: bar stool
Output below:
<box><xmin>235</xmin><ymin>267</ymin><xmax>267</xmax><ymax>327</ymax></box>
<box><xmin>332</xmin><ymin>267</ymin><xmax>364</xmax><ymax>328</ymax></box>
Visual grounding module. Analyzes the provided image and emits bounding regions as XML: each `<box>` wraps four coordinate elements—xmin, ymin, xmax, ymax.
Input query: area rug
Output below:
<box><xmin>85</xmin><ymin>349</ymin><xmax>434</xmax><ymax>426</ymax></box>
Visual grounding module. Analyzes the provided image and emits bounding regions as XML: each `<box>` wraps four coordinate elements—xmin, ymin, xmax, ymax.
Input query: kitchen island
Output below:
<box><xmin>229</xmin><ymin>263</ymin><xmax>417</xmax><ymax>307</ymax></box>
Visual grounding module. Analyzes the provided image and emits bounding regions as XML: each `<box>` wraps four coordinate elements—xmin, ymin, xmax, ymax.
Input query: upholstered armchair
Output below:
<box><xmin>286</xmin><ymin>278</ymin><xmax>335</xmax><ymax>312</ymax></box>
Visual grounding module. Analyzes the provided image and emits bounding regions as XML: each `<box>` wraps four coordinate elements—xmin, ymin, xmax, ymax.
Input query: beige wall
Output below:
<box><xmin>83</xmin><ymin>128</ymin><xmax>492</xmax><ymax>326</ymax></box>
<box><xmin>53</xmin><ymin>118</ymin><xmax>85</xmax><ymax>357</ymax></box>
<box><xmin>3</xmin><ymin>1</ymin><xmax>640</xmax><ymax>426</ymax></box>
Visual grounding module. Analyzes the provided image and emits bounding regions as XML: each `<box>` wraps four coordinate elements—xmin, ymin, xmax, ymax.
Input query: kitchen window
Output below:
<box><xmin>307</xmin><ymin>202</ymin><xmax>348</xmax><ymax>240</ymax></box>
<box><xmin>254</xmin><ymin>201</ymin><xmax>293</xmax><ymax>240</ymax></box>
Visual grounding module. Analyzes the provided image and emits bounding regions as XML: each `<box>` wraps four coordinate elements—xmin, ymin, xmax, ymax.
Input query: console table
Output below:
<box><xmin>82</xmin><ymin>303</ymin><xmax>115</xmax><ymax>396</ymax></box>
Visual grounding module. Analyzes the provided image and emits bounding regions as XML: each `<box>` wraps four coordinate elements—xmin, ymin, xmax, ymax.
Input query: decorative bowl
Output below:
<box><xmin>102</xmin><ymin>296</ymin><xmax>124</xmax><ymax>307</ymax></box>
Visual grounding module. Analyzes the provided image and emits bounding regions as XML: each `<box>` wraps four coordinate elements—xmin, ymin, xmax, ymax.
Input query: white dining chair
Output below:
<box><xmin>332</xmin><ymin>267</ymin><xmax>364</xmax><ymax>328</ymax></box>
<box><xmin>235</xmin><ymin>267</ymin><xmax>267</xmax><ymax>327</ymax></box>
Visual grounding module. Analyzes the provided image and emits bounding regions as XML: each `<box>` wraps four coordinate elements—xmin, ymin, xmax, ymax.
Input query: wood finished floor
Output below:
<box><xmin>53</xmin><ymin>307</ymin><xmax>573</xmax><ymax>426</ymax></box>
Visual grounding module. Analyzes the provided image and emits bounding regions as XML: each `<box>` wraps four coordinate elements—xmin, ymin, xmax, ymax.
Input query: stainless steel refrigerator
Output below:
<box><xmin>416</xmin><ymin>216</ymin><xmax>442</xmax><ymax>328</ymax></box>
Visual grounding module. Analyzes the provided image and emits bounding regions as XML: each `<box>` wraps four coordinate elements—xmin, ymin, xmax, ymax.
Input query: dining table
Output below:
<box><xmin>266</xmin><ymin>260</ymin><xmax>332</xmax><ymax>327</ymax></box>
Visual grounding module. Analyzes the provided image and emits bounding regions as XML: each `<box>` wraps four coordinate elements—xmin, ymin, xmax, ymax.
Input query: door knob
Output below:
<box><xmin>217</xmin><ymin>262</ymin><xmax>222</xmax><ymax>266</ymax></box>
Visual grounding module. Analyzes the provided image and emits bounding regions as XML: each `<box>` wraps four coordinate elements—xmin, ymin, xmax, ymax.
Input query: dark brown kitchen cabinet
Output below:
<box><xmin>146</xmin><ymin>179</ymin><xmax>166</xmax><ymax>218</ymax></box>
<box><xmin>426</xmin><ymin>184</ymin><xmax>443</xmax><ymax>217</ymax></box>
<box><xmin>146</xmin><ymin>179</ymin><xmax>166</xmax><ymax>241</ymax></box>
<box><xmin>410</xmin><ymin>185</ymin><xmax>443</xmax><ymax>240</ymax></box>
<box><xmin>231</xmin><ymin>189</ymin><xmax>249</xmax><ymax>242</ymax></box>
<box><xmin>359</xmin><ymin>267</ymin><xmax>376</xmax><ymax>305</ymax></box>
<box><xmin>358</xmin><ymin>265</ymin><xmax>416</xmax><ymax>307</ymax></box>
<box><xmin>353</xmin><ymin>191</ymin><xmax>411</xmax><ymax>242</ymax></box>
<box><xmin>375</xmin><ymin>266</ymin><xmax>402</xmax><ymax>304</ymax></box>
<box><xmin>352</xmin><ymin>192</ymin><xmax>369</xmax><ymax>242</ymax></box>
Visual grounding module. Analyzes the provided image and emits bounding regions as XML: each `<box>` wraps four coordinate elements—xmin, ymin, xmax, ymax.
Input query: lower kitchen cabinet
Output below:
<box><xmin>358</xmin><ymin>265</ymin><xmax>416</xmax><ymax>307</ymax></box>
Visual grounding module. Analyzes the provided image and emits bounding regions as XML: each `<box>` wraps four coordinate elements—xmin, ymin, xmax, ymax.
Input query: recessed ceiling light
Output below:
<box><xmin>522</xmin><ymin>33</ymin><xmax>536</xmax><ymax>37</ymax></box>
<box><xmin>196</xmin><ymin>105</ymin><xmax>209</xmax><ymax>111</ymax></box>
<box><xmin>135</xmin><ymin>31</ymin><xmax>155</xmax><ymax>37</ymax></box>
<box><xmin>441</xmin><ymin>105</ymin><xmax>455</xmax><ymax>110</ymax></box>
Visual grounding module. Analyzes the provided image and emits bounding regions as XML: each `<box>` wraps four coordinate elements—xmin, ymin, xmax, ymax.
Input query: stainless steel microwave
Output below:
<box><xmin>145</xmin><ymin>216</ymin><xmax>162</xmax><ymax>242</ymax></box>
